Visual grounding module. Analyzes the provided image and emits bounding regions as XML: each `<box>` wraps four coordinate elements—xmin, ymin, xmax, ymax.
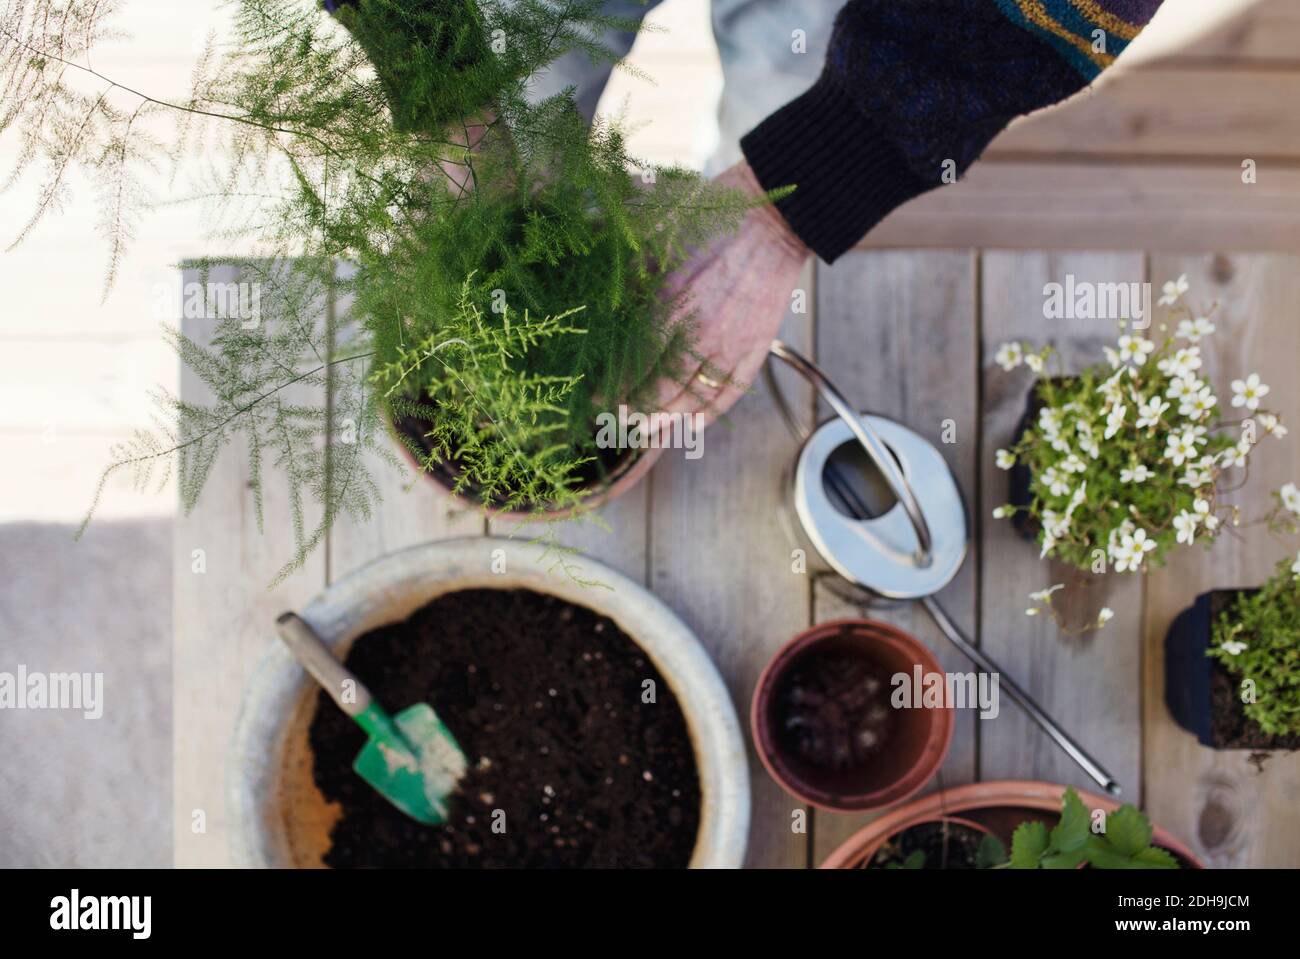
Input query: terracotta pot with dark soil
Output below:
<box><xmin>230</xmin><ymin>538</ymin><xmax>749</xmax><ymax>868</ymax></box>
<box><xmin>1165</xmin><ymin>590</ymin><xmax>1300</xmax><ymax>751</ymax></box>
<box><xmin>751</xmin><ymin>619</ymin><xmax>953</xmax><ymax>812</ymax></box>
<box><xmin>865</xmin><ymin>816</ymin><xmax>997</xmax><ymax>870</ymax></box>
<box><xmin>820</xmin><ymin>780</ymin><xmax>1204</xmax><ymax>869</ymax></box>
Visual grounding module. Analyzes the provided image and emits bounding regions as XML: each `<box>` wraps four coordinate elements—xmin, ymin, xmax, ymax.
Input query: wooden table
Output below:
<box><xmin>174</xmin><ymin>249</ymin><xmax>1300</xmax><ymax>868</ymax></box>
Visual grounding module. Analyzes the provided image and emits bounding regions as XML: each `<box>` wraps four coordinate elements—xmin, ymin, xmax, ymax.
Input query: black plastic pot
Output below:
<box><xmin>1164</xmin><ymin>591</ymin><xmax>1221</xmax><ymax>747</ymax></box>
<box><xmin>1007</xmin><ymin>378</ymin><xmax>1075</xmax><ymax>542</ymax></box>
<box><xmin>1164</xmin><ymin>588</ymin><xmax>1297</xmax><ymax>750</ymax></box>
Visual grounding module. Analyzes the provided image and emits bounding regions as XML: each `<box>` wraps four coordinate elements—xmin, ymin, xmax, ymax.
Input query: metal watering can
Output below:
<box><xmin>765</xmin><ymin>341</ymin><xmax>1120</xmax><ymax>796</ymax></box>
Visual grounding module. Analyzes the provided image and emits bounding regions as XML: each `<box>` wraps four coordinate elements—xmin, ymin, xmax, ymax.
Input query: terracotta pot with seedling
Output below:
<box><xmin>991</xmin><ymin>278</ymin><xmax>1283</xmax><ymax>632</ymax></box>
<box><xmin>1166</xmin><ymin>531</ymin><xmax>1300</xmax><ymax>751</ymax></box>
<box><xmin>751</xmin><ymin>619</ymin><xmax>953</xmax><ymax>812</ymax></box>
<box><xmin>866</xmin><ymin>817</ymin><xmax>1003</xmax><ymax>870</ymax></box>
<box><xmin>822</xmin><ymin>781</ymin><xmax>1202</xmax><ymax>870</ymax></box>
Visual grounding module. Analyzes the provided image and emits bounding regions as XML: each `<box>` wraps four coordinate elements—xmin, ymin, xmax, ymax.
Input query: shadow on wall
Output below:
<box><xmin>0</xmin><ymin>519</ymin><xmax>171</xmax><ymax>867</ymax></box>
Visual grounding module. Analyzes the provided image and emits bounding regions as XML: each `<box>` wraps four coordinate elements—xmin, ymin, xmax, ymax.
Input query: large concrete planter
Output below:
<box><xmin>229</xmin><ymin>537</ymin><xmax>749</xmax><ymax>868</ymax></box>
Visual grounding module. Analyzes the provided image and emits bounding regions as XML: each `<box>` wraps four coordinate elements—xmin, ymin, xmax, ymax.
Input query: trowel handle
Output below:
<box><xmin>275</xmin><ymin>612</ymin><xmax>373</xmax><ymax>717</ymax></box>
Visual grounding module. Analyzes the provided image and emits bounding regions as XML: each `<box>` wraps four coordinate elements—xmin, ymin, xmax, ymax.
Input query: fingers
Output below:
<box><xmin>434</xmin><ymin>110</ymin><xmax>502</xmax><ymax>197</ymax></box>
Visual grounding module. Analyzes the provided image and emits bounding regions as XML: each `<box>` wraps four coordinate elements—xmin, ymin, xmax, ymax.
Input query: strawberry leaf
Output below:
<box><xmin>1010</xmin><ymin>821</ymin><xmax>1049</xmax><ymax>869</ymax></box>
<box><xmin>1048</xmin><ymin>787</ymin><xmax>1091</xmax><ymax>853</ymax></box>
<box><xmin>1105</xmin><ymin>804</ymin><xmax>1154</xmax><ymax>857</ymax></box>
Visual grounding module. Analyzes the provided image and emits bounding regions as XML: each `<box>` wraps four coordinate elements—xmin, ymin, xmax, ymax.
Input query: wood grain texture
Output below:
<box><xmin>976</xmin><ymin>251</ymin><xmax>1146</xmax><ymax>799</ymax></box>
<box><xmin>173</xmin><ymin>263</ymin><xmax>326</xmax><ymax>867</ymax></box>
<box><xmin>1141</xmin><ymin>252</ymin><xmax>1300</xmax><ymax>868</ymax></box>
<box><xmin>809</xmin><ymin>250</ymin><xmax>980</xmax><ymax>865</ymax></box>
<box><xmin>487</xmin><ymin>478</ymin><xmax>649</xmax><ymax>585</ymax></box>
<box><xmin>649</xmin><ymin>259</ymin><xmax>816</xmax><ymax>868</ymax></box>
<box><xmin>992</xmin><ymin>68</ymin><xmax>1300</xmax><ymax>159</ymax></box>
<box><xmin>1161</xmin><ymin>0</ymin><xmax>1300</xmax><ymax>65</ymax></box>
<box><xmin>861</xmin><ymin>165</ymin><xmax>1300</xmax><ymax>252</ymax></box>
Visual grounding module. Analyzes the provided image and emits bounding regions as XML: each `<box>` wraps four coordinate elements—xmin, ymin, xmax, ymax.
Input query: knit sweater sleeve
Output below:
<box><xmin>740</xmin><ymin>0</ymin><xmax>1166</xmax><ymax>263</ymax></box>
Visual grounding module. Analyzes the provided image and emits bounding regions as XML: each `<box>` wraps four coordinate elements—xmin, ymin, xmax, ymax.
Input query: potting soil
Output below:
<box><xmin>309</xmin><ymin>588</ymin><xmax>701</xmax><ymax>867</ymax></box>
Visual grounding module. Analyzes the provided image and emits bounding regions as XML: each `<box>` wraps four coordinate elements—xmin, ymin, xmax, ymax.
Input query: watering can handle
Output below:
<box><xmin>275</xmin><ymin>612</ymin><xmax>373</xmax><ymax>717</ymax></box>
<box><xmin>766</xmin><ymin>341</ymin><xmax>934</xmax><ymax>565</ymax></box>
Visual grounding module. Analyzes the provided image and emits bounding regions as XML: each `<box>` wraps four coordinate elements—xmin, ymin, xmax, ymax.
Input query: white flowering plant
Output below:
<box><xmin>991</xmin><ymin>278</ymin><xmax>1285</xmax><ymax>575</ymax></box>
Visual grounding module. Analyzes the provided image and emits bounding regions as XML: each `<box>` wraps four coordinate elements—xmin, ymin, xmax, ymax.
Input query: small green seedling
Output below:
<box><xmin>1008</xmin><ymin>787</ymin><xmax>1179</xmax><ymax>869</ymax></box>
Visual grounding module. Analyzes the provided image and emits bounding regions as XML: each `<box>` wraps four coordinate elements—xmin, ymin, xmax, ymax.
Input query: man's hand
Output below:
<box><xmin>652</xmin><ymin>160</ymin><xmax>810</xmax><ymax>427</ymax></box>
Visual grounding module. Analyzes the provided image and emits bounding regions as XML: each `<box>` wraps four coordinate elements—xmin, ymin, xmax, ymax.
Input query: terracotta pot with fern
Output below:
<box><xmin>8</xmin><ymin>1</ymin><xmax>773</xmax><ymax>571</ymax></box>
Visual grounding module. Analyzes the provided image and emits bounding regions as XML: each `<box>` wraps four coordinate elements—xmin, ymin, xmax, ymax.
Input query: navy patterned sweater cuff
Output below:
<box><xmin>740</xmin><ymin>70</ymin><xmax>939</xmax><ymax>264</ymax></box>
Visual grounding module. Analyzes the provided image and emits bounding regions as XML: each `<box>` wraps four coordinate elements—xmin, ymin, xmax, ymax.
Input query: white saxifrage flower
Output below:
<box><xmin>995</xmin><ymin>342</ymin><xmax>1024</xmax><ymax>372</ymax></box>
<box><xmin>1165</xmin><ymin>375</ymin><xmax>1201</xmax><ymax>403</ymax></box>
<box><xmin>1098</xmin><ymin>372</ymin><xmax>1125</xmax><ymax>406</ymax></box>
<box><xmin>995</xmin><ymin>449</ymin><xmax>1016</xmax><ymax>470</ymax></box>
<box><xmin>1040</xmin><ymin>465</ymin><xmax>1070</xmax><ymax>497</ymax></box>
<box><xmin>1157</xmin><ymin>346</ymin><xmax>1202</xmax><ymax>379</ymax></box>
<box><xmin>1231</xmin><ymin>373</ymin><xmax>1270</xmax><ymax>411</ymax></box>
<box><xmin>1176</xmin><ymin>316</ymin><xmax>1215</xmax><ymax>342</ymax></box>
<box><xmin>1135</xmin><ymin>396</ymin><xmax>1169</xmax><ymax>429</ymax></box>
<box><xmin>1164</xmin><ymin>430</ymin><xmax>1199</xmax><ymax>467</ymax></box>
<box><xmin>1159</xmin><ymin>274</ymin><xmax>1189</xmax><ymax>306</ymax></box>
<box><xmin>1173</xmin><ymin>510</ymin><xmax>1198</xmax><ymax>545</ymax></box>
<box><xmin>1281</xmin><ymin>482</ymin><xmax>1300</xmax><ymax>515</ymax></box>
<box><xmin>1113</xmin><ymin>528</ymin><xmax>1157</xmax><ymax>573</ymax></box>
<box><xmin>1179</xmin><ymin>387</ymin><xmax>1217</xmax><ymax>421</ymax></box>
<box><xmin>1097</xmin><ymin>607</ymin><xmax>1114</xmax><ymax>626</ymax></box>
<box><xmin>1258</xmin><ymin>413</ymin><xmax>1287</xmax><ymax>438</ymax></box>
<box><xmin>1117</xmin><ymin>334</ymin><xmax>1155</xmax><ymax>367</ymax></box>
<box><xmin>1194</xmin><ymin>498</ymin><xmax>1219</xmax><ymax>531</ymax></box>
<box><xmin>1029</xmin><ymin>584</ymin><xmax>1064</xmax><ymax>604</ymax></box>
<box><xmin>1219</xmin><ymin>639</ymin><xmax>1248</xmax><ymax>656</ymax></box>
<box><xmin>1219</xmin><ymin>439</ymin><xmax>1250</xmax><ymax>470</ymax></box>
<box><xmin>1121</xmin><ymin>464</ymin><xmax>1153</xmax><ymax>484</ymax></box>
<box><xmin>1104</xmin><ymin>403</ymin><xmax>1126</xmax><ymax>440</ymax></box>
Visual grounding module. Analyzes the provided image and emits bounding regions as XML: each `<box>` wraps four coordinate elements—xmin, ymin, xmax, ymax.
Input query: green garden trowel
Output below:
<box><xmin>275</xmin><ymin>612</ymin><xmax>467</xmax><ymax>824</ymax></box>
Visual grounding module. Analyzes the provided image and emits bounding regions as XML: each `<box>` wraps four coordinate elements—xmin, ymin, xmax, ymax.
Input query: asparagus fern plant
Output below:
<box><xmin>2</xmin><ymin>0</ymin><xmax>768</xmax><ymax>582</ymax></box>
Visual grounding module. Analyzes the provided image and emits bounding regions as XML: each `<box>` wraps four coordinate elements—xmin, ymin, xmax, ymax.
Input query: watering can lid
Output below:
<box><xmin>767</xmin><ymin>342</ymin><xmax>968</xmax><ymax>600</ymax></box>
<box><xmin>793</xmin><ymin>414</ymin><xmax>968</xmax><ymax>600</ymax></box>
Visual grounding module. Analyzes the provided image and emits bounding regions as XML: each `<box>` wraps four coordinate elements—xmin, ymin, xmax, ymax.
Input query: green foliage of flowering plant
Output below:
<box><xmin>1008</xmin><ymin>787</ymin><xmax>1178</xmax><ymax>870</ymax></box>
<box><xmin>1208</xmin><ymin>549</ymin><xmax>1300</xmax><ymax>738</ymax></box>
<box><xmin>992</xmin><ymin>280</ymin><xmax>1285</xmax><ymax>575</ymax></box>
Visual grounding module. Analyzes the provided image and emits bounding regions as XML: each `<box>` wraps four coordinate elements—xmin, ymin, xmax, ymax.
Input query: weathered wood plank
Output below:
<box><xmin>1160</xmin><ymin>0</ymin><xmax>1300</xmax><ymax>65</ymax></box>
<box><xmin>861</xmin><ymin>164</ymin><xmax>1300</xmax><ymax>253</ymax></box>
<box><xmin>992</xmin><ymin>67</ymin><xmax>1300</xmax><ymax>159</ymax></box>
<box><xmin>977</xmin><ymin>251</ymin><xmax>1146</xmax><ymax>798</ymax></box>
<box><xmin>486</xmin><ymin>474</ymin><xmax>649</xmax><ymax>584</ymax></box>
<box><xmin>809</xmin><ymin>250</ymin><xmax>980</xmax><ymax>865</ymax></box>
<box><xmin>649</xmin><ymin>259</ymin><xmax>816</xmax><ymax>868</ymax></box>
<box><xmin>1142</xmin><ymin>252</ymin><xmax>1300</xmax><ymax>867</ymax></box>
<box><xmin>173</xmin><ymin>262</ymin><xmax>327</xmax><ymax>867</ymax></box>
